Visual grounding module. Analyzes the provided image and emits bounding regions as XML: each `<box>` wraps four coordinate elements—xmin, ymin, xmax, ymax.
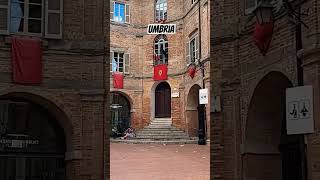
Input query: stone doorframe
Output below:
<box><xmin>150</xmin><ymin>81</ymin><xmax>172</xmax><ymax>121</ymax></box>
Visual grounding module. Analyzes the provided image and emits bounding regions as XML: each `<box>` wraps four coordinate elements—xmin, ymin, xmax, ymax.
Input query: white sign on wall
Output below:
<box><xmin>199</xmin><ymin>89</ymin><xmax>209</xmax><ymax>105</ymax></box>
<box><xmin>286</xmin><ymin>85</ymin><xmax>314</xmax><ymax>135</ymax></box>
<box><xmin>171</xmin><ymin>91</ymin><xmax>179</xmax><ymax>98</ymax></box>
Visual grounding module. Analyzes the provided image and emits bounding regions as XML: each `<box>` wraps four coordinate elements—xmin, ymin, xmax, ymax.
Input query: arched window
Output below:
<box><xmin>155</xmin><ymin>0</ymin><xmax>167</xmax><ymax>22</ymax></box>
<box><xmin>154</xmin><ymin>34</ymin><xmax>168</xmax><ymax>65</ymax></box>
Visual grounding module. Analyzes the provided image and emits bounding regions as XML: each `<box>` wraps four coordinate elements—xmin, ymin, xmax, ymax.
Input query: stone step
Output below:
<box><xmin>142</xmin><ymin>127</ymin><xmax>184</xmax><ymax>131</ymax></box>
<box><xmin>110</xmin><ymin>138</ymin><xmax>198</xmax><ymax>144</ymax></box>
<box><xmin>149</xmin><ymin>123</ymin><xmax>172</xmax><ymax>127</ymax></box>
<box><xmin>146</xmin><ymin>125</ymin><xmax>173</xmax><ymax>128</ymax></box>
<box><xmin>150</xmin><ymin>122</ymin><xmax>172</xmax><ymax>124</ymax></box>
<box><xmin>150</xmin><ymin>121</ymin><xmax>172</xmax><ymax>124</ymax></box>
<box><xmin>135</xmin><ymin>135</ymin><xmax>190</xmax><ymax>139</ymax></box>
<box><xmin>136</xmin><ymin>131</ymin><xmax>186</xmax><ymax>135</ymax></box>
<box><xmin>135</xmin><ymin>135</ymin><xmax>189</xmax><ymax>138</ymax></box>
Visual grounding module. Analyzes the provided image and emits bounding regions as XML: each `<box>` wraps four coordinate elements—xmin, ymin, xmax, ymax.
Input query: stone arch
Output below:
<box><xmin>110</xmin><ymin>90</ymin><xmax>133</xmax><ymax>112</ymax></box>
<box><xmin>110</xmin><ymin>91</ymin><xmax>132</xmax><ymax>132</ymax></box>
<box><xmin>0</xmin><ymin>91</ymin><xmax>73</xmax><ymax>152</ymax></box>
<box><xmin>150</xmin><ymin>80</ymin><xmax>173</xmax><ymax>119</ymax></box>
<box><xmin>242</xmin><ymin>69</ymin><xmax>295</xmax><ymax>142</ymax></box>
<box><xmin>186</xmin><ymin>84</ymin><xmax>201</xmax><ymax>137</ymax></box>
<box><xmin>243</xmin><ymin>71</ymin><xmax>294</xmax><ymax>180</ymax></box>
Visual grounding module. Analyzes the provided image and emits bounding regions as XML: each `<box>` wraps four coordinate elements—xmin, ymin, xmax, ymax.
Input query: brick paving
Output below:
<box><xmin>110</xmin><ymin>143</ymin><xmax>210</xmax><ymax>180</ymax></box>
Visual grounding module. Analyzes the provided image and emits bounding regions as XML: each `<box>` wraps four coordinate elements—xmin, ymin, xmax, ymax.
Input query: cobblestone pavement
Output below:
<box><xmin>110</xmin><ymin>143</ymin><xmax>210</xmax><ymax>180</ymax></box>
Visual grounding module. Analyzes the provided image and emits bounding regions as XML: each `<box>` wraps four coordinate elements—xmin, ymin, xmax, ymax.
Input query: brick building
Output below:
<box><xmin>211</xmin><ymin>0</ymin><xmax>320</xmax><ymax>179</ymax></box>
<box><xmin>0</xmin><ymin>0</ymin><xmax>107</xmax><ymax>179</ymax></box>
<box><xmin>110</xmin><ymin>0</ymin><xmax>211</xmax><ymax>141</ymax></box>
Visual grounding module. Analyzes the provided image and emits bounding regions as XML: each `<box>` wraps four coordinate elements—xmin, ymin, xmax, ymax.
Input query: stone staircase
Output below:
<box><xmin>111</xmin><ymin>118</ymin><xmax>198</xmax><ymax>144</ymax></box>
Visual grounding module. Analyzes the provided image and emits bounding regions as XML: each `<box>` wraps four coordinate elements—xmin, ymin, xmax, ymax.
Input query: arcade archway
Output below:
<box><xmin>243</xmin><ymin>71</ymin><xmax>306</xmax><ymax>180</ymax></box>
<box><xmin>0</xmin><ymin>94</ymin><xmax>67</xmax><ymax>180</ymax></box>
<box><xmin>186</xmin><ymin>84</ymin><xmax>201</xmax><ymax>137</ymax></box>
<box><xmin>110</xmin><ymin>92</ymin><xmax>131</xmax><ymax>134</ymax></box>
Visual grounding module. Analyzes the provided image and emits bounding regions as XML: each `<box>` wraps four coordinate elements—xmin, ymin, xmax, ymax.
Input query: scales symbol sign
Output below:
<box><xmin>286</xmin><ymin>85</ymin><xmax>314</xmax><ymax>135</ymax></box>
<box><xmin>288</xmin><ymin>100</ymin><xmax>310</xmax><ymax>120</ymax></box>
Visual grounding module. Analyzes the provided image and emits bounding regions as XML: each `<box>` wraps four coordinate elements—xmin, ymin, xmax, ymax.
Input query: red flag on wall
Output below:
<box><xmin>153</xmin><ymin>64</ymin><xmax>168</xmax><ymax>81</ymax></box>
<box><xmin>188</xmin><ymin>65</ymin><xmax>196</xmax><ymax>79</ymax></box>
<box><xmin>113</xmin><ymin>72</ymin><xmax>124</xmax><ymax>89</ymax></box>
<box><xmin>253</xmin><ymin>21</ymin><xmax>274</xmax><ymax>56</ymax></box>
<box><xmin>11</xmin><ymin>37</ymin><xmax>42</xmax><ymax>84</ymax></box>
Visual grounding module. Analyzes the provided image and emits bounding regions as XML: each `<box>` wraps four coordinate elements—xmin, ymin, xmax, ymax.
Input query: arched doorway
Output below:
<box><xmin>110</xmin><ymin>92</ymin><xmax>131</xmax><ymax>135</ymax></box>
<box><xmin>0</xmin><ymin>95</ymin><xmax>66</xmax><ymax>180</ymax></box>
<box><xmin>243</xmin><ymin>72</ymin><xmax>306</xmax><ymax>180</ymax></box>
<box><xmin>186</xmin><ymin>84</ymin><xmax>201</xmax><ymax>137</ymax></box>
<box><xmin>155</xmin><ymin>82</ymin><xmax>171</xmax><ymax>118</ymax></box>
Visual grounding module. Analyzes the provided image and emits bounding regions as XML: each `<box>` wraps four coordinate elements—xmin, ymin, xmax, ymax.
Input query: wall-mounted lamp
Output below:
<box><xmin>253</xmin><ymin>1</ymin><xmax>274</xmax><ymax>56</ymax></box>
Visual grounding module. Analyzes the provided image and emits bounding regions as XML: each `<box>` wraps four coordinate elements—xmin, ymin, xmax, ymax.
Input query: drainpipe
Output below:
<box><xmin>197</xmin><ymin>0</ymin><xmax>207</xmax><ymax>145</ymax></box>
<box><xmin>295</xmin><ymin>6</ymin><xmax>308</xmax><ymax>180</ymax></box>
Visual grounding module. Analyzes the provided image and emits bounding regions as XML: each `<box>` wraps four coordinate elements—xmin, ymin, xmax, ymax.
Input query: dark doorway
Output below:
<box><xmin>155</xmin><ymin>82</ymin><xmax>171</xmax><ymax>118</ymax></box>
<box><xmin>0</xmin><ymin>98</ymin><xmax>66</xmax><ymax>180</ymax></box>
<box><xmin>280</xmin><ymin>110</ymin><xmax>306</xmax><ymax>180</ymax></box>
<box><xmin>244</xmin><ymin>72</ymin><xmax>306</xmax><ymax>180</ymax></box>
<box><xmin>110</xmin><ymin>92</ymin><xmax>131</xmax><ymax>135</ymax></box>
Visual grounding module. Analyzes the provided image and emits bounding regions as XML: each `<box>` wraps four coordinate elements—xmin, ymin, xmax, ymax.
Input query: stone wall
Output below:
<box><xmin>0</xmin><ymin>0</ymin><xmax>106</xmax><ymax>179</ymax></box>
<box><xmin>110</xmin><ymin>0</ymin><xmax>211</xmax><ymax>138</ymax></box>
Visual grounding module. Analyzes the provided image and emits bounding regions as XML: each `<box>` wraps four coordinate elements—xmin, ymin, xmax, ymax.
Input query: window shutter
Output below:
<box><xmin>186</xmin><ymin>41</ymin><xmax>190</xmax><ymax>65</ymax></box>
<box><xmin>45</xmin><ymin>0</ymin><xmax>63</xmax><ymax>39</ymax></box>
<box><xmin>110</xmin><ymin>1</ymin><xmax>114</xmax><ymax>20</ymax></box>
<box><xmin>110</xmin><ymin>51</ymin><xmax>114</xmax><ymax>72</ymax></box>
<box><xmin>125</xmin><ymin>4</ymin><xmax>130</xmax><ymax>23</ymax></box>
<box><xmin>0</xmin><ymin>0</ymin><xmax>9</xmax><ymax>35</ymax></box>
<box><xmin>195</xmin><ymin>35</ymin><xmax>199</xmax><ymax>61</ymax></box>
<box><xmin>124</xmin><ymin>53</ymin><xmax>130</xmax><ymax>74</ymax></box>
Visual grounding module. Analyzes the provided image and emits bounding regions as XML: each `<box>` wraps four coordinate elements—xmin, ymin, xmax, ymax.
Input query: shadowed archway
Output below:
<box><xmin>243</xmin><ymin>71</ymin><xmax>306</xmax><ymax>180</ymax></box>
<box><xmin>110</xmin><ymin>92</ymin><xmax>131</xmax><ymax>134</ymax></box>
<box><xmin>186</xmin><ymin>84</ymin><xmax>201</xmax><ymax>137</ymax></box>
<box><xmin>0</xmin><ymin>92</ymin><xmax>69</xmax><ymax>180</ymax></box>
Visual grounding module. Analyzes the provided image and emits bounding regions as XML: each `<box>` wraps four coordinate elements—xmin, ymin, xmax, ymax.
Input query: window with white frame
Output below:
<box><xmin>0</xmin><ymin>0</ymin><xmax>63</xmax><ymax>38</ymax></box>
<box><xmin>110</xmin><ymin>1</ymin><xmax>130</xmax><ymax>24</ymax></box>
<box><xmin>110</xmin><ymin>51</ymin><xmax>130</xmax><ymax>74</ymax></box>
<box><xmin>154</xmin><ymin>34</ymin><xmax>168</xmax><ymax>65</ymax></box>
<box><xmin>186</xmin><ymin>34</ymin><xmax>199</xmax><ymax>64</ymax></box>
<box><xmin>155</xmin><ymin>0</ymin><xmax>167</xmax><ymax>22</ymax></box>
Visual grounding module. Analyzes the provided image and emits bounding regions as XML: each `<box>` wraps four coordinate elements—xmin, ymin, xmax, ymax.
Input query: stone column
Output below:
<box><xmin>79</xmin><ymin>90</ymin><xmax>105</xmax><ymax>180</ymax></box>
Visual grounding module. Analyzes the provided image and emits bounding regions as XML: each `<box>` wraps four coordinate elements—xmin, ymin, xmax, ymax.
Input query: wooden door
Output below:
<box><xmin>155</xmin><ymin>82</ymin><xmax>171</xmax><ymax>118</ymax></box>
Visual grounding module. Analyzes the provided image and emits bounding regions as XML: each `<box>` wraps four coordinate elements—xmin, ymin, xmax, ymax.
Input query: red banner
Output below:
<box><xmin>113</xmin><ymin>72</ymin><xmax>124</xmax><ymax>89</ymax></box>
<box><xmin>11</xmin><ymin>37</ymin><xmax>42</xmax><ymax>84</ymax></box>
<box><xmin>188</xmin><ymin>65</ymin><xmax>196</xmax><ymax>79</ymax></box>
<box><xmin>153</xmin><ymin>64</ymin><xmax>168</xmax><ymax>81</ymax></box>
<box><xmin>253</xmin><ymin>21</ymin><xmax>274</xmax><ymax>56</ymax></box>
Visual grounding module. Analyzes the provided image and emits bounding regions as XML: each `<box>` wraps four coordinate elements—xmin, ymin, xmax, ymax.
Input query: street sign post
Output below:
<box><xmin>286</xmin><ymin>85</ymin><xmax>314</xmax><ymax>135</ymax></box>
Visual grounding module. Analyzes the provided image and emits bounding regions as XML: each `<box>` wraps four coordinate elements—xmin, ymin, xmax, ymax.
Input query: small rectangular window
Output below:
<box><xmin>155</xmin><ymin>0</ymin><xmax>167</xmax><ymax>22</ymax></box>
<box><xmin>111</xmin><ymin>51</ymin><xmax>130</xmax><ymax>74</ymax></box>
<box><xmin>112</xmin><ymin>2</ymin><xmax>129</xmax><ymax>24</ymax></box>
<box><xmin>188</xmin><ymin>35</ymin><xmax>199</xmax><ymax>64</ymax></box>
<box><xmin>10</xmin><ymin>0</ymin><xmax>44</xmax><ymax>35</ymax></box>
